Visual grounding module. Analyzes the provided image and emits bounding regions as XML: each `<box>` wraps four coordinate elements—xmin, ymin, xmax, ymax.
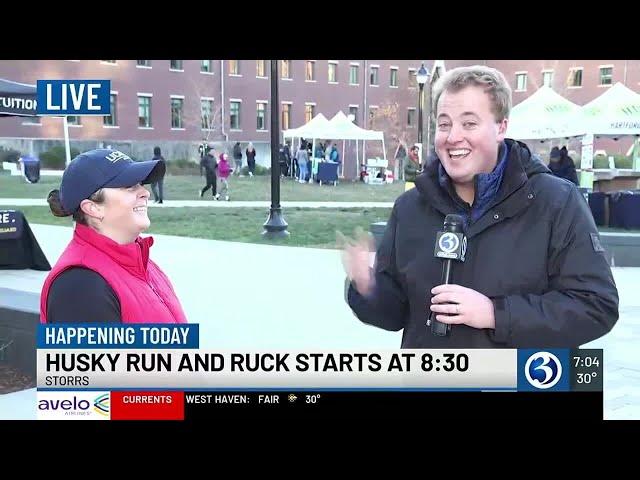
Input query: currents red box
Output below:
<box><xmin>111</xmin><ymin>391</ymin><xmax>184</xmax><ymax>420</ymax></box>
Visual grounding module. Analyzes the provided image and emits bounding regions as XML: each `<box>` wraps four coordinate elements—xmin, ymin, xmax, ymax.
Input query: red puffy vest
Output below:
<box><xmin>40</xmin><ymin>223</ymin><xmax>187</xmax><ymax>324</ymax></box>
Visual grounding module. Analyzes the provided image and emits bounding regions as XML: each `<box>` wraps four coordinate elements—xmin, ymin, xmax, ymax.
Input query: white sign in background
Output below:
<box><xmin>581</xmin><ymin>133</ymin><xmax>594</xmax><ymax>170</ymax></box>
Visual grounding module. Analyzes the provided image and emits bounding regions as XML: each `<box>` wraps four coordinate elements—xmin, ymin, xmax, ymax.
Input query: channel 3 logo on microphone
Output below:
<box><xmin>517</xmin><ymin>349</ymin><xmax>569</xmax><ymax>392</ymax></box>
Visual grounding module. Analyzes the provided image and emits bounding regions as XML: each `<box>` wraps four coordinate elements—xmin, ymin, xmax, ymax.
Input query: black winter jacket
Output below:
<box><xmin>347</xmin><ymin>139</ymin><xmax>619</xmax><ymax>348</ymax></box>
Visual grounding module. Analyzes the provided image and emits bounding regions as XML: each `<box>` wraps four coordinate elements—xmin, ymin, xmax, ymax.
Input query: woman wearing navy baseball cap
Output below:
<box><xmin>41</xmin><ymin>149</ymin><xmax>187</xmax><ymax>324</ymax></box>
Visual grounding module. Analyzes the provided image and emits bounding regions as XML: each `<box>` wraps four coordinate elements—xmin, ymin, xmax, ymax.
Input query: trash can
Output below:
<box><xmin>588</xmin><ymin>191</ymin><xmax>607</xmax><ymax>227</ymax></box>
<box><xmin>608</xmin><ymin>191</ymin><xmax>640</xmax><ymax>229</ymax></box>
<box><xmin>20</xmin><ymin>155</ymin><xmax>40</xmax><ymax>184</ymax></box>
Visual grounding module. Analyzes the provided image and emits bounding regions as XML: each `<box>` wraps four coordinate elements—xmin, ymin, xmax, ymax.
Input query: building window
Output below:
<box><xmin>256</xmin><ymin>102</ymin><xmax>267</xmax><ymax>130</ymax></box>
<box><xmin>600</xmin><ymin>67</ymin><xmax>613</xmax><ymax>85</ymax></box>
<box><xmin>516</xmin><ymin>73</ymin><xmax>527</xmax><ymax>91</ymax></box>
<box><xmin>281</xmin><ymin>60</ymin><xmax>291</xmax><ymax>79</ymax></box>
<box><xmin>103</xmin><ymin>94</ymin><xmax>117</xmax><ymax>126</ymax></box>
<box><xmin>542</xmin><ymin>71</ymin><xmax>553</xmax><ymax>87</ymax></box>
<box><xmin>282</xmin><ymin>103</ymin><xmax>291</xmax><ymax>130</ymax></box>
<box><xmin>256</xmin><ymin>60</ymin><xmax>266</xmax><ymax>77</ymax></box>
<box><xmin>171</xmin><ymin>98</ymin><xmax>184</xmax><ymax>128</ymax></box>
<box><xmin>101</xmin><ymin>60</ymin><xmax>116</xmax><ymax>64</ymax></box>
<box><xmin>138</xmin><ymin>96</ymin><xmax>152</xmax><ymax>127</ymax></box>
<box><xmin>349</xmin><ymin>106</ymin><xmax>359</xmax><ymax>126</ymax></box>
<box><xmin>369</xmin><ymin>107</ymin><xmax>378</xmax><ymax>128</ymax></box>
<box><xmin>229</xmin><ymin>60</ymin><xmax>240</xmax><ymax>75</ymax></box>
<box><xmin>569</xmin><ymin>68</ymin><xmax>583</xmax><ymax>87</ymax></box>
<box><xmin>306</xmin><ymin>61</ymin><xmax>316</xmax><ymax>81</ymax></box>
<box><xmin>170</xmin><ymin>60</ymin><xmax>183</xmax><ymax>70</ymax></box>
<box><xmin>408</xmin><ymin>69</ymin><xmax>417</xmax><ymax>88</ymax></box>
<box><xmin>369</xmin><ymin>66</ymin><xmax>379</xmax><ymax>86</ymax></box>
<box><xmin>328</xmin><ymin>62</ymin><xmax>338</xmax><ymax>83</ymax></box>
<box><xmin>23</xmin><ymin>116</ymin><xmax>41</xmax><ymax>125</ymax></box>
<box><xmin>201</xmin><ymin>60</ymin><xmax>212</xmax><ymax>73</ymax></box>
<box><xmin>390</xmin><ymin>68</ymin><xmax>398</xmax><ymax>87</ymax></box>
<box><xmin>349</xmin><ymin>65</ymin><xmax>359</xmax><ymax>85</ymax></box>
<box><xmin>407</xmin><ymin>108</ymin><xmax>416</xmax><ymax>127</ymax></box>
<box><xmin>305</xmin><ymin>104</ymin><xmax>315</xmax><ymax>123</ymax></box>
<box><xmin>67</xmin><ymin>116</ymin><xmax>81</xmax><ymax>126</ymax></box>
<box><xmin>137</xmin><ymin>60</ymin><xmax>151</xmax><ymax>67</ymax></box>
<box><xmin>201</xmin><ymin>99</ymin><xmax>214</xmax><ymax>129</ymax></box>
<box><xmin>230</xmin><ymin>101</ymin><xmax>241</xmax><ymax>129</ymax></box>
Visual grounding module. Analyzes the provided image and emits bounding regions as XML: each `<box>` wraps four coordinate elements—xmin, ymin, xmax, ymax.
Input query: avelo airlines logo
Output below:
<box><xmin>524</xmin><ymin>352</ymin><xmax>562</xmax><ymax>389</ymax></box>
<box><xmin>37</xmin><ymin>391</ymin><xmax>110</xmax><ymax>420</ymax></box>
<box><xmin>93</xmin><ymin>393</ymin><xmax>110</xmax><ymax>417</ymax></box>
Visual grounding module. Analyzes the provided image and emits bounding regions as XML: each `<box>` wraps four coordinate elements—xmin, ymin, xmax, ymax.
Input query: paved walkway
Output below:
<box><xmin>0</xmin><ymin>199</ymin><xmax>394</xmax><ymax>208</ymax></box>
<box><xmin>0</xmin><ymin>224</ymin><xmax>637</xmax><ymax>420</ymax></box>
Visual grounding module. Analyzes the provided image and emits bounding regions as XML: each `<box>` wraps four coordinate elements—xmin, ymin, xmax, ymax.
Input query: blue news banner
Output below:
<box><xmin>37</xmin><ymin>325</ymin><xmax>602</xmax><ymax>393</ymax></box>
<box><xmin>38</xmin><ymin>324</ymin><xmax>199</xmax><ymax>349</ymax></box>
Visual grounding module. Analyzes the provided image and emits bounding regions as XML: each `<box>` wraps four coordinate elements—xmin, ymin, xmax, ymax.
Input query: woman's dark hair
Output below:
<box><xmin>47</xmin><ymin>188</ymin><xmax>105</xmax><ymax>225</ymax></box>
<box><xmin>153</xmin><ymin>146</ymin><xmax>161</xmax><ymax>156</ymax></box>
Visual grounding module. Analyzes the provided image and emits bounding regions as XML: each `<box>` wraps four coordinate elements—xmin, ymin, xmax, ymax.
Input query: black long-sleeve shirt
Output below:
<box><xmin>47</xmin><ymin>267</ymin><xmax>121</xmax><ymax>323</ymax></box>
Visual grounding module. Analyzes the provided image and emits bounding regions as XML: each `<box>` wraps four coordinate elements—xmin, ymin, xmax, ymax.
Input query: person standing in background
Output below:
<box><xmin>218</xmin><ymin>152</ymin><xmax>232</xmax><ymax>201</ymax></box>
<box><xmin>232</xmin><ymin>141</ymin><xmax>243</xmax><ymax>175</ymax></box>
<box><xmin>150</xmin><ymin>146</ymin><xmax>165</xmax><ymax>204</ymax></box>
<box><xmin>246</xmin><ymin>143</ymin><xmax>257</xmax><ymax>177</ymax></box>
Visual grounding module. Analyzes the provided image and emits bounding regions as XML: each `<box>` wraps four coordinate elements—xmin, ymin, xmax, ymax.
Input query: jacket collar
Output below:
<box><xmin>73</xmin><ymin>223</ymin><xmax>153</xmax><ymax>279</ymax></box>
<box><xmin>415</xmin><ymin>139</ymin><xmax>537</xmax><ymax>237</ymax></box>
<box><xmin>436</xmin><ymin>142</ymin><xmax>510</xmax><ymax>222</ymax></box>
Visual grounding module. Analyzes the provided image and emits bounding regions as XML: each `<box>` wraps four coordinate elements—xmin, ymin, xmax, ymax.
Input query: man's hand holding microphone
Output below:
<box><xmin>339</xmin><ymin>217</ymin><xmax>495</xmax><ymax>336</ymax></box>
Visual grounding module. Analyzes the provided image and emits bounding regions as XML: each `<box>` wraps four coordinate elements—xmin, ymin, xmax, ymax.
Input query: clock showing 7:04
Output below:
<box><xmin>571</xmin><ymin>349</ymin><xmax>603</xmax><ymax>392</ymax></box>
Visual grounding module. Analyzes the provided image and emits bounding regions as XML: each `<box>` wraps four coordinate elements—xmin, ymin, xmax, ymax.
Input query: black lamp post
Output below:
<box><xmin>262</xmin><ymin>60</ymin><xmax>289</xmax><ymax>239</ymax></box>
<box><xmin>416</xmin><ymin>63</ymin><xmax>430</xmax><ymax>164</ymax></box>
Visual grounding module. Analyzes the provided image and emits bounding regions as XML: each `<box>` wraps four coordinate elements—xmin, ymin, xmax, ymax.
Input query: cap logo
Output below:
<box><xmin>104</xmin><ymin>151</ymin><xmax>131</xmax><ymax>163</ymax></box>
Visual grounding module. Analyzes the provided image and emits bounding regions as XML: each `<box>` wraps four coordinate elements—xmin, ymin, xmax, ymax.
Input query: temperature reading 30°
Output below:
<box><xmin>577</xmin><ymin>372</ymin><xmax>598</xmax><ymax>384</ymax></box>
<box><xmin>306</xmin><ymin>394</ymin><xmax>321</xmax><ymax>404</ymax></box>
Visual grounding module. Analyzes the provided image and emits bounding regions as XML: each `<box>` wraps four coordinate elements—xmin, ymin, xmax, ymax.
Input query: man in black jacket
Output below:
<box><xmin>232</xmin><ymin>141</ymin><xmax>243</xmax><ymax>175</ymax></box>
<box><xmin>199</xmin><ymin>146</ymin><xmax>219</xmax><ymax>199</ymax></box>
<box><xmin>343</xmin><ymin>65</ymin><xmax>618</xmax><ymax>348</ymax></box>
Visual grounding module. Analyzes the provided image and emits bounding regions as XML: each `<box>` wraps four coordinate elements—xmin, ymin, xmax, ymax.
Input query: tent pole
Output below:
<box><xmin>63</xmin><ymin>116</ymin><xmax>71</xmax><ymax>167</ymax></box>
<box><xmin>311</xmin><ymin>137</ymin><xmax>316</xmax><ymax>183</ymax></box>
<box><xmin>356</xmin><ymin>140</ymin><xmax>359</xmax><ymax>180</ymax></box>
<box><xmin>340</xmin><ymin>138</ymin><xmax>345</xmax><ymax>178</ymax></box>
<box><xmin>363</xmin><ymin>140</ymin><xmax>366</xmax><ymax>174</ymax></box>
<box><xmin>382</xmin><ymin>135</ymin><xmax>387</xmax><ymax>179</ymax></box>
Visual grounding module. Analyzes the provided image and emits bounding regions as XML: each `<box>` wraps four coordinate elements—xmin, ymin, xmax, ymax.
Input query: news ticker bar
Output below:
<box><xmin>37</xmin><ymin>349</ymin><xmax>603</xmax><ymax>392</ymax></box>
<box><xmin>35</xmin><ymin>390</ymin><xmax>604</xmax><ymax>420</ymax></box>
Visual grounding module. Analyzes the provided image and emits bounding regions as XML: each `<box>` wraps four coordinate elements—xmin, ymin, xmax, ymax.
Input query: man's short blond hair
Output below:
<box><xmin>432</xmin><ymin>65</ymin><xmax>512</xmax><ymax>122</ymax></box>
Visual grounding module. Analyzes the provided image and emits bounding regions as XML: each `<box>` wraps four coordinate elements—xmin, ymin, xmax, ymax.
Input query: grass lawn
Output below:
<box><xmin>5</xmin><ymin>206</ymin><xmax>393</xmax><ymax>249</ymax></box>
<box><xmin>0</xmin><ymin>170</ymin><xmax>403</xmax><ymax>202</ymax></box>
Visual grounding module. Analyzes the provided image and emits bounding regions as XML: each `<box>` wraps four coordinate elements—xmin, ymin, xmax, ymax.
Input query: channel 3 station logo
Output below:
<box><xmin>438</xmin><ymin>233</ymin><xmax>460</xmax><ymax>254</ymax></box>
<box><xmin>524</xmin><ymin>352</ymin><xmax>563</xmax><ymax>389</ymax></box>
<box><xmin>37</xmin><ymin>391</ymin><xmax>111</xmax><ymax>420</ymax></box>
<box><xmin>436</xmin><ymin>232</ymin><xmax>467</xmax><ymax>261</ymax></box>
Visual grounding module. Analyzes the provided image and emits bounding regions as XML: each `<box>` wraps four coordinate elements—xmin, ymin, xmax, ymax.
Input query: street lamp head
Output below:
<box><xmin>417</xmin><ymin>63</ymin><xmax>430</xmax><ymax>86</ymax></box>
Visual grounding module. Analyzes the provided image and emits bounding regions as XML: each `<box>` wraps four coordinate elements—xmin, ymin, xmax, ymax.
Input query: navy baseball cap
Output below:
<box><xmin>59</xmin><ymin>149</ymin><xmax>165</xmax><ymax>214</ymax></box>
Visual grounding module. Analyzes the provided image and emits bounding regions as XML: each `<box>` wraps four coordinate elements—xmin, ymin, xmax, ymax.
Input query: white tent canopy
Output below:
<box><xmin>283</xmin><ymin>111</ymin><xmax>385</xmax><ymax>141</ymax></box>
<box><xmin>282</xmin><ymin>113</ymin><xmax>332</xmax><ymax>139</ymax></box>
<box><xmin>506</xmin><ymin>85</ymin><xmax>586</xmax><ymax>140</ymax></box>
<box><xmin>582</xmin><ymin>82</ymin><xmax>640</xmax><ymax>136</ymax></box>
<box><xmin>325</xmin><ymin>111</ymin><xmax>384</xmax><ymax>141</ymax></box>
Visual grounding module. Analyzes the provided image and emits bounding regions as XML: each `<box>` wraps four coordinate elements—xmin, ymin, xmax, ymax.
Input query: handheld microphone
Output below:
<box><xmin>428</xmin><ymin>214</ymin><xmax>467</xmax><ymax>337</ymax></box>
